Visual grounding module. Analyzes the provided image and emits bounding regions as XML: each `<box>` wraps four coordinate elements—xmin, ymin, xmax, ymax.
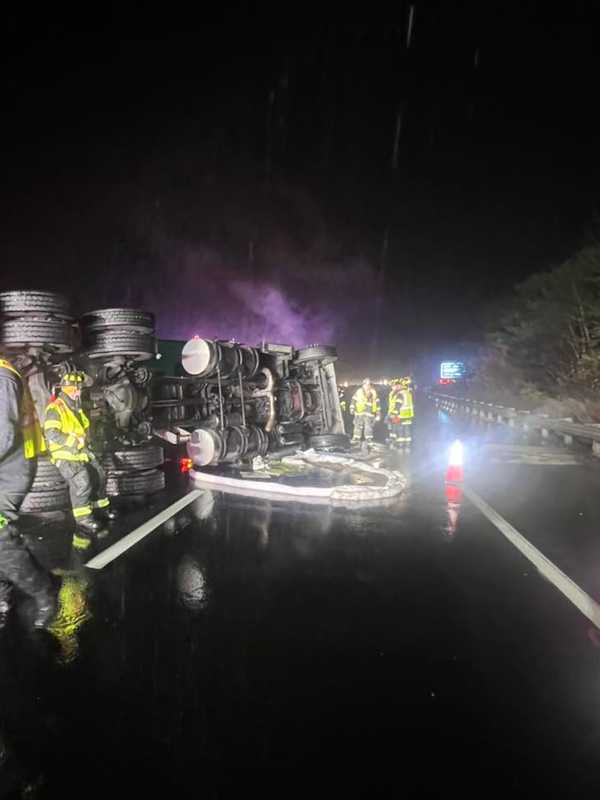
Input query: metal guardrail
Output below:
<box><xmin>428</xmin><ymin>392</ymin><xmax>600</xmax><ymax>457</ymax></box>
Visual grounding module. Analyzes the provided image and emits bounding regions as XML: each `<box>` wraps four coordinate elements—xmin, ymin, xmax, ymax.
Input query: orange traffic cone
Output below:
<box><xmin>445</xmin><ymin>440</ymin><xmax>464</xmax><ymax>483</ymax></box>
<box><xmin>445</xmin><ymin>483</ymin><xmax>463</xmax><ymax>503</ymax></box>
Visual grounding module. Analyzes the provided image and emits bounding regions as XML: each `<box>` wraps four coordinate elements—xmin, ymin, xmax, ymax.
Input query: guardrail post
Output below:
<box><xmin>593</xmin><ymin>441</ymin><xmax>600</xmax><ymax>458</ymax></box>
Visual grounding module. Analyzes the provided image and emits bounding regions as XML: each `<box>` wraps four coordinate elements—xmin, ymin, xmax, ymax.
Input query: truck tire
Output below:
<box><xmin>100</xmin><ymin>445</ymin><xmax>164</xmax><ymax>473</ymax></box>
<box><xmin>0</xmin><ymin>319</ymin><xmax>73</xmax><ymax>352</ymax></box>
<box><xmin>20</xmin><ymin>485</ymin><xmax>70</xmax><ymax>513</ymax></box>
<box><xmin>294</xmin><ymin>345</ymin><xmax>338</xmax><ymax>364</ymax></box>
<box><xmin>29</xmin><ymin>458</ymin><xmax>66</xmax><ymax>490</ymax></box>
<box><xmin>308</xmin><ymin>433</ymin><xmax>351</xmax><ymax>451</ymax></box>
<box><xmin>83</xmin><ymin>331</ymin><xmax>156</xmax><ymax>361</ymax></box>
<box><xmin>0</xmin><ymin>291</ymin><xmax>72</xmax><ymax>319</ymax></box>
<box><xmin>106</xmin><ymin>468</ymin><xmax>165</xmax><ymax>496</ymax></box>
<box><xmin>80</xmin><ymin>308</ymin><xmax>155</xmax><ymax>333</ymax></box>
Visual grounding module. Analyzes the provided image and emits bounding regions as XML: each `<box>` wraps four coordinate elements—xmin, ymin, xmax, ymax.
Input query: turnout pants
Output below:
<box><xmin>0</xmin><ymin>460</ymin><xmax>34</xmax><ymax>524</ymax></box>
<box><xmin>352</xmin><ymin>413</ymin><xmax>375</xmax><ymax>443</ymax></box>
<box><xmin>397</xmin><ymin>419</ymin><xmax>413</xmax><ymax>444</ymax></box>
<box><xmin>54</xmin><ymin>457</ymin><xmax>109</xmax><ymax>521</ymax></box>
<box><xmin>0</xmin><ymin>462</ymin><xmax>53</xmax><ymax>621</ymax></box>
<box><xmin>387</xmin><ymin>419</ymin><xmax>402</xmax><ymax>445</ymax></box>
<box><xmin>0</xmin><ymin>527</ymin><xmax>54</xmax><ymax>612</ymax></box>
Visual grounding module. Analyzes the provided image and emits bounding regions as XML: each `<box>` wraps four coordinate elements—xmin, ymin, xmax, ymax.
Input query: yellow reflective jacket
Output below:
<box><xmin>398</xmin><ymin>389</ymin><xmax>414</xmax><ymax>420</ymax></box>
<box><xmin>388</xmin><ymin>389</ymin><xmax>403</xmax><ymax>418</ymax></box>
<box><xmin>350</xmin><ymin>387</ymin><xmax>380</xmax><ymax>416</ymax></box>
<box><xmin>44</xmin><ymin>397</ymin><xmax>90</xmax><ymax>463</ymax></box>
<box><xmin>0</xmin><ymin>358</ymin><xmax>46</xmax><ymax>459</ymax></box>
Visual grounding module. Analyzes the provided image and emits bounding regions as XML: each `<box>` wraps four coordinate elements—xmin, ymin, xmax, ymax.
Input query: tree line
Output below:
<box><xmin>478</xmin><ymin>243</ymin><xmax>600</xmax><ymax>400</ymax></box>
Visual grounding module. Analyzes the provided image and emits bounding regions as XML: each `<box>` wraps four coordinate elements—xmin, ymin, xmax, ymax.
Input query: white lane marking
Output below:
<box><xmin>85</xmin><ymin>490</ymin><xmax>204</xmax><ymax>570</ymax></box>
<box><xmin>464</xmin><ymin>487</ymin><xmax>600</xmax><ymax>630</ymax></box>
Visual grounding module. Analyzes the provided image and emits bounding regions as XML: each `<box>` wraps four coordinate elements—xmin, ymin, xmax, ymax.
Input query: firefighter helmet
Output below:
<box><xmin>60</xmin><ymin>371</ymin><xmax>85</xmax><ymax>387</ymax></box>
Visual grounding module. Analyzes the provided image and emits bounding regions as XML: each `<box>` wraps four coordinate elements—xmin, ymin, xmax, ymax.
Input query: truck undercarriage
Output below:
<box><xmin>0</xmin><ymin>291</ymin><xmax>347</xmax><ymax>508</ymax></box>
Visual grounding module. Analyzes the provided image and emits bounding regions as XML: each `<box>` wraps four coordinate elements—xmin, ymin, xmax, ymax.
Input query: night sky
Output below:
<box><xmin>2</xmin><ymin>7</ymin><xmax>599</xmax><ymax>378</ymax></box>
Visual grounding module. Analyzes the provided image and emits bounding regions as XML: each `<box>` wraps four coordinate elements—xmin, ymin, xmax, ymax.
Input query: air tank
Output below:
<box><xmin>182</xmin><ymin>337</ymin><xmax>260</xmax><ymax>381</ymax></box>
<box><xmin>188</xmin><ymin>425</ymin><xmax>269</xmax><ymax>467</ymax></box>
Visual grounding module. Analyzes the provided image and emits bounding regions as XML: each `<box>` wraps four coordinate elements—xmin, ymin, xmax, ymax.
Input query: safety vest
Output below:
<box><xmin>351</xmin><ymin>387</ymin><xmax>380</xmax><ymax>416</ymax></box>
<box><xmin>44</xmin><ymin>397</ymin><xmax>90</xmax><ymax>463</ymax></box>
<box><xmin>388</xmin><ymin>390</ymin><xmax>403</xmax><ymax>418</ymax></box>
<box><xmin>398</xmin><ymin>389</ymin><xmax>414</xmax><ymax>420</ymax></box>
<box><xmin>0</xmin><ymin>358</ymin><xmax>46</xmax><ymax>459</ymax></box>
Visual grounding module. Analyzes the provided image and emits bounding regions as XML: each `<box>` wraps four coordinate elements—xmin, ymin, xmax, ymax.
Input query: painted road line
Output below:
<box><xmin>464</xmin><ymin>487</ymin><xmax>600</xmax><ymax>630</ymax></box>
<box><xmin>85</xmin><ymin>490</ymin><xmax>204</xmax><ymax>570</ymax></box>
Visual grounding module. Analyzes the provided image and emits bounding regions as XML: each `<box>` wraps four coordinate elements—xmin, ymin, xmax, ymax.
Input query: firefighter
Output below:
<box><xmin>43</xmin><ymin>371</ymin><xmax>116</xmax><ymax>548</ymax></box>
<box><xmin>0</xmin><ymin>354</ymin><xmax>57</xmax><ymax>628</ymax></box>
<box><xmin>396</xmin><ymin>376</ymin><xmax>415</xmax><ymax>447</ymax></box>
<box><xmin>386</xmin><ymin>379</ymin><xmax>404</xmax><ymax>449</ymax></box>
<box><xmin>350</xmin><ymin>378</ymin><xmax>380</xmax><ymax>448</ymax></box>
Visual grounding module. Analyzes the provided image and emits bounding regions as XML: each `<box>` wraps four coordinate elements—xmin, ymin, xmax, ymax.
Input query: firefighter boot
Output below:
<box><xmin>73</xmin><ymin>515</ymin><xmax>103</xmax><ymax>551</ymax></box>
<box><xmin>77</xmin><ymin>515</ymin><xmax>102</xmax><ymax>535</ymax></box>
<box><xmin>95</xmin><ymin>505</ymin><xmax>119</xmax><ymax>522</ymax></box>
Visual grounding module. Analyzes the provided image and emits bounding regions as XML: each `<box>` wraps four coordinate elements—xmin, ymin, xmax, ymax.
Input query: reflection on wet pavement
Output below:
<box><xmin>2</xmin><ymin>404</ymin><xmax>600</xmax><ymax>792</ymax></box>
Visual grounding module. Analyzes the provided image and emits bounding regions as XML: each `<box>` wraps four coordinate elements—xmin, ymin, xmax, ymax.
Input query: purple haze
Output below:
<box><xmin>140</xmin><ymin>242</ymin><xmax>373</xmax><ymax>353</ymax></box>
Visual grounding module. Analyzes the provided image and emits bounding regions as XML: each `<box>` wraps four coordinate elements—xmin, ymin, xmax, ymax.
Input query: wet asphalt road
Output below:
<box><xmin>4</xmin><ymin>398</ymin><xmax>600</xmax><ymax>794</ymax></box>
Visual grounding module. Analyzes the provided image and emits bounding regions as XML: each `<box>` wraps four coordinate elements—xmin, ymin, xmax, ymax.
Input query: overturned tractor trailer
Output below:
<box><xmin>0</xmin><ymin>289</ymin><xmax>347</xmax><ymax>500</ymax></box>
<box><xmin>151</xmin><ymin>338</ymin><xmax>348</xmax><ymax>467</ymax></box>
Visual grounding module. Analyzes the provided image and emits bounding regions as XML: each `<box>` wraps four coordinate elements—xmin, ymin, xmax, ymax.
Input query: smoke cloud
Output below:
<box><xmin>132</xmin><ymin>240</ymin><xmax>374</xmax><ymax>357</ymax></box>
